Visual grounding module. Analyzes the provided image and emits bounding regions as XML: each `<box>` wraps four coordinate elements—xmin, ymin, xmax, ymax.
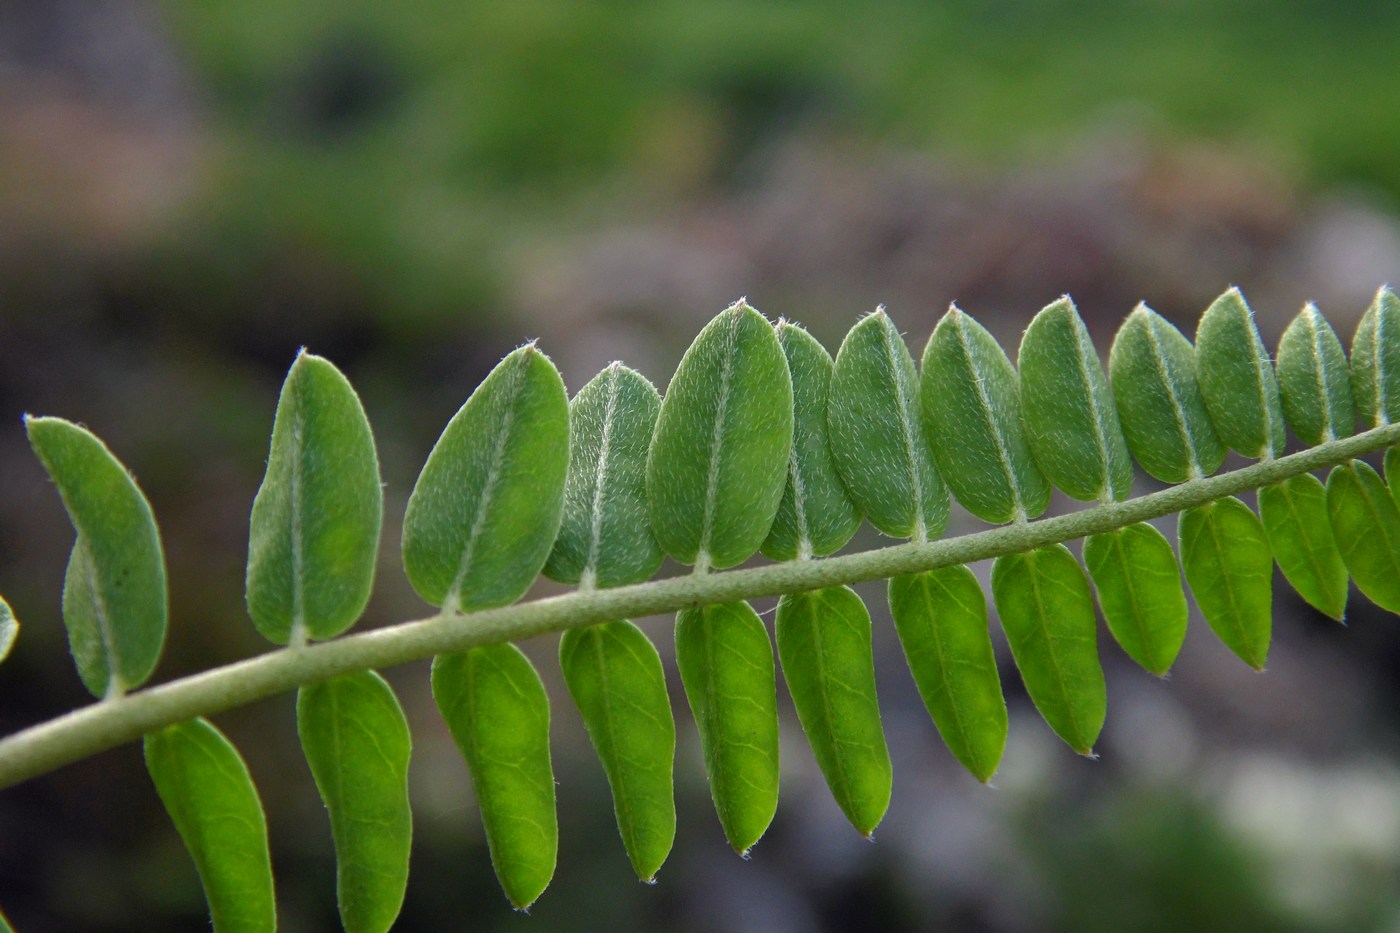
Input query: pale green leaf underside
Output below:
<box><xmin>432</xmin><ymin>644</ymin><xmax>557</xmax><ymax>910</ymax></box>
<box><xmin>247</xmin><ymin>351</ymin><xmax>383</xmax><ymax>645</ymax></box>
<box><xmin>0</xmin><ymin>597</ymin><xmax>15</xmax><ymax>665</ymax></box>
<box><xmin>1195</xmin><ymin>288</ymin><xmax>1286</xmax><ymax>459</ymax></box>
<box><xmin>1259</xmin><ymin>474</ymin><xmax>1348</xmax><ymax>621</ymax></box>
<box><xmin>1084</xmin><ymin>522</ymin><xmax>1187</xmax><ymax>676</ymax></box>
<box><xmin>297</xmin><ymin>671</ymin><xmax>413</xmax><ymax>933</ymax></box>
<box><xmin>1327</xmin><ymin>460</ymin><xmax>1400</xmax><ymax>614</ymax></box>
<box><xmin>144</xmin><ymin>718</ymin><xmax>275</xmax><ymax>933</ymax></box>
<box><xmin>1179</xmin><ymin>497</ymin><xmax>1273</xmax><ymax>670</ymax></box>
<box><xmin>1277</xmin><ymin>303</ymin><xmax>1354</xmax><ymax>446</ymax></box>
<box><xmin>776</xmin><ymin>587</ymin><xmax>891</xmax><ymax>836</ymax></box>
<box><xmin>1352</xmin><ymin>286</ymin><xmax>1400</xmax><ymax>429</ymax></box>
<box><xmin>559</xmin><ymin>620</ymin><xmax>676</xmax><ymax>883</ymax></box>
<box><xmin>27</xmin><ymin>416</ymin><xmax>167</xmax><ymax>698</ymax></box>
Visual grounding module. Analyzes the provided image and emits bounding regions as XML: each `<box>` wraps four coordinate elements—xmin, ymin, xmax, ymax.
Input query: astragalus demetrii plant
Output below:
<box><xmin>4</xmin><ymin>286</ymin><xmax>1400</xmax><ymax>932</ymax></box>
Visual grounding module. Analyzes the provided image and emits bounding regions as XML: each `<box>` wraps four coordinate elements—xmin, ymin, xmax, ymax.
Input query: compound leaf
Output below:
<box><xmin>1277</xmin><ymin>303</ymin><xmax>1354</xmax><ymax>445</ymax></box>
<box><xmin>1195</xmin><ymin>288</ymin><xmax>1285</xmax><ymax>459</ymax></box>
<box><xmin>647</xmin><ymin>301</ymin><xmax>792</xmax><ymax>570</ymax></box>
<box><xmin>1352</xmin><ymin>286</ymin><xmax>1400</xmax><ymax>428</ymax></box>
<box><xmin>1018</xmin><ymin>296</ymin><xmax>1133</xmax><ymax>503</ymax></box>
<box><xmin>1327</xmin><ymin>460</ymin><xmax>1400</xmax><ymax>613</ymax></box>
<box><xmin>776</xmin><ymin>587</ymin><xmax>891</xmax><ymax>835</ymax></box>
<box><xmin>828</xmin><ymin>309</ymin><xmax>948</xmax><ymax>539</ymax></box>
<box><xmin>297</xmin><ymin>671</ymin><xmax>412</xmax><ymax>933</ymax></box>
<box><xmin>887</xmin><ymin>567</ymin><xmax>1007</xmax><ymax>781</ymax></box>
<box><xmin>675</xmin><ymin>601</ymin><xmax>779</xmax><ymax>855</ymax></box>
<box><xmin>432</xmin><ymin>644</ymin><xmax>557</xmax><ymax>910</ymax></box>
<box><xmin>144</xmin><ymin>718</ymin><xmax>275</xmax><ymax>933</ymax></box>
<box><xmin>1258</xmin><ymin>474</ymin><xmax>1348</xmax><ymax>621</ymax></box>
<box><xmin>922</xmin><ymin>305</ymin><xmax>1050</xmax><ymax>522</ymax></box>
<box><xmin>1179</xmin><ymin>497</ymin><xmax>1273</xmax><ymax>670</ymax></box>
<box><xmin>559</xmin><ymin>620</ymin><xmax>676</xmax><ymax>883</ymax></box>
<box><xmin>403</xmin><ymin>344</ymin><xmax>569</xmax><ymax>612</ymax></box>
<box><xmin>1083</xmin><ymin>522</ymin><xmax>1188</xmax><ymax>675</ymax></box>
<box><xmin>27</xmin><ymin>416</ymin><xmax>167</xmax><ymax>698</ymax></box>
<box><xmin>247</xmin><ymin>351</ymin><xmax>383</xmax><ymax>645</ymax></box>
<box><xmin>991</xmin><ymin>546</ymin><xmax>1105</xmax><ymax>755</ymax></box>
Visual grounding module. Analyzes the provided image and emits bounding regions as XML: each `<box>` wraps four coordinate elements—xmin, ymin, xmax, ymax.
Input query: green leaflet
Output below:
<box><xmin>247</xmin><ymin>351</ymin><xmax>383</xmax><ymax>645</ymax></box>
<box><xmin>27</xmin><ymin>417</ymin><xmax>167</xmax><ymax>698</ymax></box>
<box><xmin>0</xmin><ymin>907</ymin><xmax>12</xmax><ymax>932</ymax></box>
<box><xmin>828</xmin><ymin>309</ymin><xmax>948</xmax><ymax>539</ymax></box>
<box><xmin>1258</xmin><ymin>474</ymin><xmax>1348</xmax><ymax>621</ymax></box>
<box><xmin>1352</xmin><ymin>286</ymin><xmax>1400</xmax><ymax>428</ymax></box>
<box><xmin>887</xmin><ymin>568</ymin><xmax>1007</xmax><ymax>782</ymax></box>
<box><xmin>1109</xmin><ymin>305</ymin><xmax>1225</xmax><ymax>483</ymax></box>
<box><xmin>1017</xmin><ymin>296</ymin><xmax>1133</xmax><ymax>503</ymax></box>
<box><xmin>991</xmin><ymin>546</ymin><xmax>1105</xmax><ymax>755</ymax></box>
<box><xmin>922</xmin><ymin>306</ymin><xmax>1050</xmax><ymax>523</ymax></box>
<box><xmin>775</xmin><ymin>587</ymin><xmax>891</xmax><ymax>836</ymax></box>
<box><xmin>1179</xmin><ymin>497</ymin><xmax>1273</xmax><ymax>670</ymax></box>
<box><xmin>1326</xmin><ymin>460</ymin><xmax>1400</xmax><ymax>613</ymax></box>
<box><xmin>1195</xmin><ymin>288</ymin><xmax>1285</xmax><ymax>459</ymax></box>
<box><xmin>762</xmin><ymin>322</ymin><xmax>861</xmax><ymax>560</ymax></box>
<box><xmin>647</xmin><ymin>301</ymin><xmax>793</xmax><ymax>570</ymax></box>
<box><xmin>297</xmin><ymin>671</ymin><xmax>412</xmax><ymax>933</ymax></box>
<box><xmin>1277</xmin><ymin>303</ymin><xmax>1354</xmax><ymax>445</ymax></box>
<box><xmin>544</xmin><ymin>364</ymin><xmax>663</xmax><ymax>588</ymax></box>
<box><xmin>144</xmin><ymin>718</ymin><xmax>275</xmax><ymax>933</ymax></box>
<box><xmin>0</xmin><ymin>597</ymin><xmax>15</xmax><ymax>664</ymax></box>
<box><xmin>432</xmin><ymin>644</ymin><xmax>557</xmax><ymax>910</ymax></box>
<box><xmin>1083</xmin><ymin>523</ymin><xmax>1188</xmax><ymax>675</ymax></box>
<box><xmin>559</xmin><ymin>620</ymin><xmax>676</xmax><ymax>883</ymax></box>
<box><xmin>674</xmin><ymin>601</ymin><xmax>779</xmax><ymax>854</ymax></box>
<box><xmin>402</xmin><ymin>344</ymin><xmax>569</xmax><ymax>612</ymax></box>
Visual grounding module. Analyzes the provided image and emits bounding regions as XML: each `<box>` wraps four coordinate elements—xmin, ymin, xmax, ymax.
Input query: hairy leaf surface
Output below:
<box><xmin>775</xmin><ymin>587</ymin><xmax>891</xmax><ymax>835</ymax></box>
<box><xmin>1352</xmin><ymin>286</ymin><xmax>1400</xmax><ymax>428</ymax></box>
<box><xmin>297</xmin><ymin>671</ymin><xmax>412</xmax><ymax>933</ymax></box>
<box><xmin>647</xmin><ymin>302</ymin><xmax>793</xmax><ymax>570</ymax></box>
<box><xmin>545</xmin><ymin>364</ymin><xmax>663</xmax><ymax>588</ymax></box>
<box><xmin>1109</xmin><ymin>305</ymin><xmax>1224</xmax><ymax>482</ymax></box>
<box><xmin>0</xmin><ymin>597</ymin><xmax>15</xmax><ymax>664</ymax></box>
<box><xmin>559</xmin><ymin>620</ymin><xmax>676</xmax><ymax>882</ymax></box>
<box><xmin>27</xmin><ymin>417</ymin><xmax>167</xmax><ymax>697</ymax></box>
<box><xmin>433</xmin><ymin>644</ymin><xmax>557</xmax><ymax>910</ymax></box>
<box><xmin>1083</xmin><ymin>522</ymin><xmax>1188</xmax><ymax>675</ymax></box>
<box><xmin>1018</xmin><ymin>297</ymin><xmax>1133</xmax><ymax>503</ymax></box>
<box><xmin>1258</xmin><ymin>474</ymin><xmax>1348</xmax><ymax>621</ymax></box>
<box><xmin>144</xmin><ymin>718</ymin><xmax>275</xmax><ymax>933</ymax></box>
<box><xmin>402</xmin><ymin>345</ymin><xmax>569</xmax><ymax>612</ymax></box>
<box><xmin>992</xmin><ymin>546</ymin><xmax>1105</xmax><ymax>755</ymax></box>
<box><xmin>1195</xmin><ymin>288</ymin><xmax>1285</xmax><ymax>459</ymax></box>
<box><xmin>1179</xmin><ymin>497</ymin><xmax>1273</xmax><ymax>670</ymax></box>
<box><xmin>1327</xmin><ymin>460</ymin><xmax>1400</xmax><ymax>613</ymax></box>
<box><xmin>247</xmin><ymin>351</ymin><xmax>382</xmax><ymax>644</ymax></box>
<box><xmin>675</xmin><ymin>601</ymin><xmax>779</xmax><ymax>854</ymax></box>
<box><xmin>762</xmin><ymin>322</ymin><xmax>861</xmax><ymax>560</ymax></box>
<box><xmin>922</xmin><ymin>306</ymin><xmax>1050</xmax><ymax>522</ymax></box>
<box><xmin>828</xmin><ymin>309</ymin><xmax>948</xmax><ymax>539</ymax></box>
<box><xmin>1277</xmin><ymin>303</ymin><xmax>1354</xmax><ymax>445</ymax></box>
<box><xmin>887</xmin><ymin>568</ymin><xmax>1007</xmax><ymax>781</ymax></box>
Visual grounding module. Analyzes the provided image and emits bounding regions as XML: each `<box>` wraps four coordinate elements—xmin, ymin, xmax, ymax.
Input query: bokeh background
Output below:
<box><xmin>3</xmin><ymin>1</ymin><xmax>1400</xmax><ymax>930</ymax></box>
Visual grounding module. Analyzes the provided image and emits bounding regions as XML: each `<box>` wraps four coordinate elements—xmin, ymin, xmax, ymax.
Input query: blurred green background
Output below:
<box><xmin>3</xmin><ymin>0</ymin><xmax>1400</xmax><ymax>930</ymax></box>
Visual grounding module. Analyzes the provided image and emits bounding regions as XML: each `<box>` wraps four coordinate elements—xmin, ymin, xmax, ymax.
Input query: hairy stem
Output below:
<box><xmin>1</xmin><ymin>424</ymin><xmax>1397</xmax><ymax>790</ymax></box>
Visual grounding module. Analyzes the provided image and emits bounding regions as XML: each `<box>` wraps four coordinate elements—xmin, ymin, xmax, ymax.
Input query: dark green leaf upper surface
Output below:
<box><xmin>675</xmin><ymin>600</ymin><xmax>779</xmax><ymax>855</ymax></box>
<box><xmin>144</xmin><ymin>718</ymin><xmax>276</xmax><ymax>933</ymax></box>
<box><xmin>1109</xmin><ymin>305</ymin><xmax>1224</xmax><ymax>483</ymax></box>
<box><xmin>1084</xmin><ymin>522</ymin><xmax>1188</xmax><ymax>675</ymax></box>
<box><xmin>1327</xmin><ymin>460</ymin><xmax>1400</xmax><ymax>613</ymax></box>
<box><xmin>828</xmin><ymin>309</ymin><xmax>948</xmax><ymax>539</ymax></box>
<box><xmin>1195</xmin><ymin>288</ymin><xmax>1285</xmax><ymax>459</ymax></box>
<box><xmin>27</xmin><ymin>417</ymin><xmax>167</xmax><ymax>697</ymax></box>
<box><xmin>1352</xmin><ymin>286</ymin><xmax>1400</xmax><ymax>428</ymax></box>
<box><xmin>647</xmin><ymin>302</ymin><xmax>793</xmax><ymax>570</ymax></box>
<box><xmin>762</xmin><ymin>322</ymin><xmax>861</xmax><ymax>560</ymax></box>
<box><xmin>297</xmin><ymin>671</ymin><xmax>413</xmax><ymax>933</ymax></box>
<box><xmin>247</xmin><ymin>351</ymin><xmax>383</xmax><ymax>644</ymax></box>
<box><xmin>991</xmin><ymin>546</ymin><xmax>1105</xmax><ymax>754</ymax></box>
<box><xmin>776</xmin><ymin>587</ymin><xmax>891</xmax><ymax>835</ymax></box>
<box><xmin>888</xmin><ymin>567</ymin><xmax>1007</xmax><ymax>781</ymax></box>
<box><xmin>1179</xmin><ymin>497</ymin><xmax>1273</xmax><ymax>670</ymax></box>
<box><xmin>1259</xmin><ymin>474</ymin><xmax>1348</xmax><ymax>621</ymax></box>
<box><xmin>545</xmin><ymin>364</ymin><xmax>663</xmax><ymax>588</ymax></box>
<box><xmin>432</xmin><ymin>644</ymin><xmax>557</xmax><ymax>910</ymax></box>
<box><xmin>0</xmin><ymin>597</ymin><xmax>15</xmax><ymax>664</ymax></box>
<box><xmin>559</xmin><ymin>620</ymin><xmax>676</xmax><ymax>882</ymax></box>
<box><xmin>402</xmin><ymin>345</ymin><xmax>569</xmax><ymax>612</ymax></box>
<box><xmin>1018</xmin><ymin>297</ymin><xmax>1133</xmax><ymax>503</ymax></box>
<box><xmin>922</xmin><ymin>306</ymin><xmax>1050</xmax><ymax>522</ymax></box>
<box><xmin>1276</xmin><ymin>303</ymin><xmax>1354</xmax><ymax>446</ymax></box>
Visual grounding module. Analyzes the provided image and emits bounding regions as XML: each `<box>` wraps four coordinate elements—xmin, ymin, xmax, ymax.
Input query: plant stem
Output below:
<box><xmin>1</xmin><ymin>425</ymin><xmax>1397</xmax><ymax>790</ymax></box>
